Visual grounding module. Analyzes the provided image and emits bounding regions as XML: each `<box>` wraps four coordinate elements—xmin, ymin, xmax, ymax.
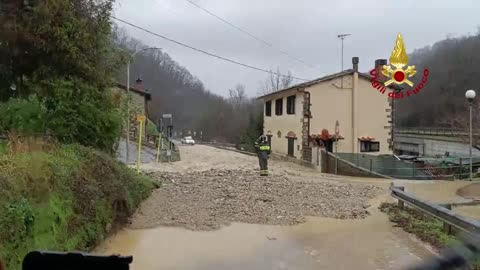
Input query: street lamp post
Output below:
<box><xmin>465</xmin><ymin>89</ymin><xmax>476</xmax><ymax>181</ymax></box>
<box><xmin>125</xmin><ymin>47</ymin><xmax>161</xmax><ymax>163</ymax></box>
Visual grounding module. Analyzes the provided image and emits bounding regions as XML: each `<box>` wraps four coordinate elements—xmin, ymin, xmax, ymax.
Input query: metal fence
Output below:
<box><xmin>336</xmin><ymin>153</ymin><xmax>475</xmax><ymax>180</ymax></box>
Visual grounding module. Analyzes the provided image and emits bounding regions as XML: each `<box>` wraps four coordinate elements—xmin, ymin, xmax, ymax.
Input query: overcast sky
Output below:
<box><xmin>114</xmin><ymin>0</ymin><xmax>479</xmax><ymax>97</ymax></box>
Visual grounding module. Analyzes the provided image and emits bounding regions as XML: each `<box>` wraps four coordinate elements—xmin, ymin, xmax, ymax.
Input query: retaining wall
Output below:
<box><xmin>321</xmin><ymin>150</ymin><xmax>390</xmax><ymax>179</ymax></box>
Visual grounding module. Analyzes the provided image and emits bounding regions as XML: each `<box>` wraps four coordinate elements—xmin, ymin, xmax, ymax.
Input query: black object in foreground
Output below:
<box><xmin>22</xmin><ymin>251</ymin><xmax>132</xmax><ymax>270</ymax></box>
<box><xmin>406</xmin><ymin>233</ymin><xmax>480</xmax><ymax>270</ymax></box>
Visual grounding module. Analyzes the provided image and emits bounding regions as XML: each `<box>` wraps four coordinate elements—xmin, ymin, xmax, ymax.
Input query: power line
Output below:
<box><xmin>182</xmin><ymin>0</ymin><xmax>316</xmax><ymax>69</ymax></box>
<box><xmin>111</xmin><ymin>16</ymin><xmax>309</xmax><ymax>81</ymax></box>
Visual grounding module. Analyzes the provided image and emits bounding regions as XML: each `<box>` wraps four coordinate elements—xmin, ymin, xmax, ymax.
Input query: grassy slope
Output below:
<box><xmin>0</xmin><ymin>141</ymin><xmax>6</xmax><ymax>155</ymax></box>
<box><xmin>0</xmin><ymin>144</ymin><xmax>155</xmax><ymax>270</ymax></box>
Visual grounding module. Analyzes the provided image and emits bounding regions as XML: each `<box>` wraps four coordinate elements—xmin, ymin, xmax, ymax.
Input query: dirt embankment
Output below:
<box><xmin>0</xmin><ymin>144</ymin><xmax>155</xmax><ymax>270</ymax></box>
<box><xmin>129</xmin><ymin>169</ymin><xmax>383</xmax><ymax>231</ymax></box>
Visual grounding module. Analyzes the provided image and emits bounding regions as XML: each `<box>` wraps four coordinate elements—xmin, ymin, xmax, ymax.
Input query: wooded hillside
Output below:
<box><xmin>115</xmin><ymin>30</ymin><xmax>267</xmax><ymax>145</ymax></box>
<box><xmin>397</xmin><ymin>31</ymin><xmax>480</xmax><ymax>128</ymax></box>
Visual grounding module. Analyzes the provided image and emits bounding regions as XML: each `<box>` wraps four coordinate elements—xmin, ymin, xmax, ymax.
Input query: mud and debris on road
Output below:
<box><xmin>98</xmin><ymin>145</ymin><xmax>433</xmax><ymax>270</ymax></box>
<box><xmin>130</xmin><ymin>169</ymin><xmax>383</xmax><ymax>231</ymax></box>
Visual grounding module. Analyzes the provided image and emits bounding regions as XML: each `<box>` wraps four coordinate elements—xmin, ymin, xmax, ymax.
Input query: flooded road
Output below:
<box><xmin>96</xmin><ymin>202</ymin><xmax>431</xmax><ymax>270</ymax></box>
<box><xmin>454</xmin><ymin>205</ymin><xmax>480</xmax><ymax>221</ymax></box>
<box><xmin>394</xmin><ymin>180</ymin><xmax>480</xmax><ymax>222</ymax></box>
<box><xmin>98</xmin><ymin>145</ymin><xmax>472</xmax><ymax>270</ymax></box>
<box><xmin>399</xmin><ymin>180</ymin><xmax>471</xmax><ymax>204</ymax></box>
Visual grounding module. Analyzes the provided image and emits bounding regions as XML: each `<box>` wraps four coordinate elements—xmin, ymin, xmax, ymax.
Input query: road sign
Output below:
<box><xmin>137</xmin><ymin>114</ymin><xmax>146</xmax><ymax>122</ymax></box>
<box><xmin>162</xmin><ymin>114</ymin><xmax>172</xmax><ymax>119</ymax></box>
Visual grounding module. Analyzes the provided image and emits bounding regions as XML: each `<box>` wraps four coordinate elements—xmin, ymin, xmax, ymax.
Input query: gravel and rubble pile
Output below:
<box><xmin>130</xmin><ymin>169</ymin><xmax>383</xmax><ymax>231</ymax></box>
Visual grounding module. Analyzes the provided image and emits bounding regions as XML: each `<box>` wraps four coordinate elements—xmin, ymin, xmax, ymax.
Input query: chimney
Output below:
<box><xmin>374</xmin><ymin>59</ymin><xmax>388</xmax><ymax>82</ymax></box>
<box><xmin>352</xmin><ymin>57</ymin><xmax>359</xmax><ymax>72</ymax></box>
<box><xmin>135</xmin><ymin>78</ymin><xmax>143</xmax><ymax>90</ymax></box>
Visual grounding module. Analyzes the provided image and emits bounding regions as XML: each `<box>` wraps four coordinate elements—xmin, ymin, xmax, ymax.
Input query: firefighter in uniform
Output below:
<box><xmin>254</xmin><ymin>135</ymin><xmax>271</xmax><ymax>176</ymax></box>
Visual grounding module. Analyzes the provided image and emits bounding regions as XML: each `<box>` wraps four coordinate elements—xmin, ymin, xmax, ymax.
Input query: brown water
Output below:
<box><xmin>398</xmin><ymin>181</ymin><xmax>480</xmax><ymax>221</ymax></box>
<box><xmin>454</xmin><ymin>205</ymin><xmax>480</xmax><ymax>221</ymax></box>
<box><xmin>95</xmin><ymin>197</ymin><xmax>432</xmax><ymax>270</ymax></box>
<box><xmin>397</xmin><ymin>180</ymin><xmax>471</xmax><ymax>203</ymax></box>
<box><xmin>104</xmin><ymin>145</ymin><xmax>465</xmax><ymax>269</ymax></box>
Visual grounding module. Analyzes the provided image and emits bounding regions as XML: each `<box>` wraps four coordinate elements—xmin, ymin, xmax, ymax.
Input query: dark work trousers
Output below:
<box><xmin>258</xmin><ymin>151</ymin><xmax>269</xmax><ymax>175</ymax></box>
<box><xmin>260</xmin><ymin>157</ymin><xmax>268</xmax><ymax>171</ymax></box>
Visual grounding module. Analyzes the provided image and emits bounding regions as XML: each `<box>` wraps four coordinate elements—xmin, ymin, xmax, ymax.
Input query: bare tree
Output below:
<box><xmin>228</xmin><ymin>84</ymin><xmax>247</xmax><ymax>109</ymax></box>
<box><xmin>436</xmin><ymin>103</ymin><xmax>480</xmax><ymax>151</ymax></box>
<box><xmin>116</xmin><ymin>30</ymin><xmax>262</xmax><ymax>144</ymax></box>
<box><xmin>396</xmin><ymin>31</ymin><xmax>480</xmax><ymax>127</ymax></box>
<box><xmin>259</xmin><ymin>67</ymin><xmax>293</xmax><ymax>95</ymax></box>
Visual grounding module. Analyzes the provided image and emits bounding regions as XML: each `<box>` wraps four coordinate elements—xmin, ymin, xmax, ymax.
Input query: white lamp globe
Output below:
<box><xmin>466</xmin><ymin>90</ymin><xmax>476</xmax><ymax>100</ymax></box>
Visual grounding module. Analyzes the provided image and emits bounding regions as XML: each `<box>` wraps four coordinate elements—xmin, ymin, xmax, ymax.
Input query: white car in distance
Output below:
<box><xmin>181</xmin><ymin>136</ymin><xmax>195</xmax><ymax>145</ymax></box>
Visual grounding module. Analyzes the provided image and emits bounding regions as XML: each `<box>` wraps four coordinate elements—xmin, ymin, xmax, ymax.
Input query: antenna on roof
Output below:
<box><xmin>337</xmin><ymin>34</ymin><xmax>351</xmax><ymax>71</ymax></box>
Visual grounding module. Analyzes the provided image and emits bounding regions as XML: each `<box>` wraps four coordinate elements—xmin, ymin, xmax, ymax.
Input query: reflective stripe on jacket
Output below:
<box><xmin>259</xmin><ymin>145</ymin><xmax>270</xmax><ymax>151</ymax></box>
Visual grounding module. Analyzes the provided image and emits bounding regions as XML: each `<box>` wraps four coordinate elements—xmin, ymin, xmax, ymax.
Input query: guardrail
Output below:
<box><xmin>198</xmin><ymin>141</ymin><xmax>236</xmax><ymax>148</ymax></box>
<box><xmin>395</xmin><ymin>128</ymin><xmax>480</xmax><ymax>137</ymax></box>
<box><xmin>391</xmin><ymin>186</ymin><xmax>480</xmax><ymax>235</ymax></box>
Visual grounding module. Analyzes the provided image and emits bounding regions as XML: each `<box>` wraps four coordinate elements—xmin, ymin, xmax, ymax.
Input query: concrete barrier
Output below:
<box><xmin>212</xmin><ymin>145</ymin><xmax>256</xmax><ymax>156</ymax></box>
<box><xmin>209</xmin><ymin>145</ymin><xmax>317</xmax><ymax>169</ymax></box>
<box><xmin>199</xmin><ymin>142</ymin><xmax>236</xmax><ymax>148</ymax></box>
<box><xmin>269</xmin><ymin>153</ymin><xmax>316</xmax><ymax>169</ymax></box>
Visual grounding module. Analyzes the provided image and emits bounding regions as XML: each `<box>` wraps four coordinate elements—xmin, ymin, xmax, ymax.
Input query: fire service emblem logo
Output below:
<box><xmin>370</xmin><ymin>33</ymin><xmax>429</xmax><ymax>99</ymax></box>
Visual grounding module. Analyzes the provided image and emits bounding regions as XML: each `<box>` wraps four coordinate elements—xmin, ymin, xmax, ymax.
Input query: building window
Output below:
<box><xmin>360</xmin><ymin>141</ymin><xmax>380</xmax><ymax>152</ymax></box>
<box><xmin>265</xmin><ymin>101</ymin><xmax>272</xmax><ymax>116</ymax></box>
<box><xmin>275</xmin><ymin>98</ymin><xmax>283</xmax><ymax>115</ymax></box>
<box><xmin>286</xmin><ymin>95</ymin><xmax>295</xmax><ymax>114</ymax></box>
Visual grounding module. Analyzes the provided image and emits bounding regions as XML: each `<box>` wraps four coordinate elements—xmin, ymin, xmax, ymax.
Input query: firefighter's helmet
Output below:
<box><xmin>259</xmin><ymin>135</ymin><xmax>268</xmax><ymax>144</ymax></box>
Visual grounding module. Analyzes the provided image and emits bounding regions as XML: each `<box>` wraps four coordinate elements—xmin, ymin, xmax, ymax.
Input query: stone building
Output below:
<box><xmin>111</xmin><ymin>78</ymin><xmax>152</xmax><ymax>138</ymax></box>
<box><xmin>258</xmin><ymin>58</ymin><xmax>395</xmax><ymax>162</ymax></box>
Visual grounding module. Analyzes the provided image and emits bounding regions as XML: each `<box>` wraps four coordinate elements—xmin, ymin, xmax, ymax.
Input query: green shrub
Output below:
<box><xmin>39</xmin><ymin>78</ymin><xmax>122</xmax><ymax>153</ymax></box>
<box><xmin>0</xmin><ymin>78</ymin><xmax>122</xmax><ymax>154</ymax></box>
<box><xmin>146</xmin><ymin>119</ymin><xmax>159</xmax><ymax>136</ymax></box>
<box><xmin>0</xmin><ymin>96</ymin><xmax>47</xmax><ymax>136</ymax></box>
<box><xmin>238</xmin><ymin>111</ymin><xmax>263</xmax><ymax>153</ymax></box>
<box><xmin>0</xmin><ymin>144</ymin><xmax>155</xmax><ymax>270</ymax></box>
<box><xmin>379</xmin><ymin>203</ymin><xmax>456</xmax><ymax>248</ymax></box>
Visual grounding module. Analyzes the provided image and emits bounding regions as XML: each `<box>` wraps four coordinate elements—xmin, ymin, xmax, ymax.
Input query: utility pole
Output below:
<box><xmin>337</xmin><ymin>34</ymin><xmax>351</xmax><ymax>72</ymax></box>
<box><xmin>125</xmin><ymin>47</ymin><xmax>161</xmax><ymax>163</ymax></box>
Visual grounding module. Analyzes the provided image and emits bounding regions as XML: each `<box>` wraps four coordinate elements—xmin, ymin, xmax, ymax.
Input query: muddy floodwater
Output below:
<box><xmin>99</xmin><ymin>145</ymin><xmax>474</xmax><ymax>270</ymax></box>
<box><xmin>95</xmin><ymin>200</ymin><xmax>431</xmax><ymax>270</ymax></box>
<box><xmin>454</xmin><ymin>205</ymin><xmax>480</xmax><ymax>221</ymax></box>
